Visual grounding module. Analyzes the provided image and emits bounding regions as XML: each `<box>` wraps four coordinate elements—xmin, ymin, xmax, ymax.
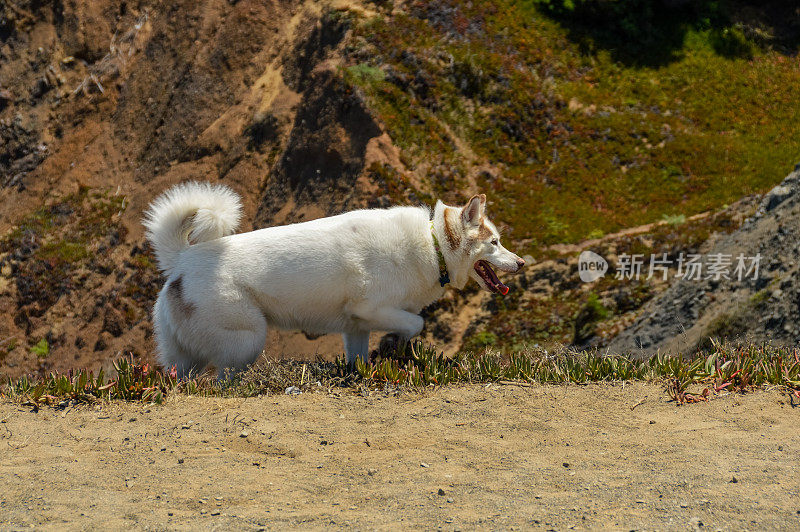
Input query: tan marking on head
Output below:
<box><xmin>168</xmin><ymin>275</ymin><xmax>195</xmax><ymax>317</ymax></box>
<box><xmin>478</xmin><ymin>221</ymin><xmax>493</xmax><ymax>240</ymax></box>
<box><xmin>443</xmin><ymin>208</ymin><xmax>461</xmax><ymax>250</ymax></box>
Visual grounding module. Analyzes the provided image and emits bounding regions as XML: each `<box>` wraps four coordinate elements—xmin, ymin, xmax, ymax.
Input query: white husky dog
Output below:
<box><xmin>143</xmin><ymin>182</ymin><xmax>524</xmax><ymax>377</ymax></box>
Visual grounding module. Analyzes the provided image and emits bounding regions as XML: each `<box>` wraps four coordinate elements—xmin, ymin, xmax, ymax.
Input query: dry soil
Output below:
<box><xmin>1</xmin><ymin>383</ymin><xmax>799</xmax><ymax>530</ymax></box>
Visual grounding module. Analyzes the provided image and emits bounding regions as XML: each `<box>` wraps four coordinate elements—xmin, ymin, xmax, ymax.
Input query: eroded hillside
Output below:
<box><xmin>1</xmin><ymin>0</ymin><xmax>798</xmax><ymax>376</ymax></box>
<box><xmin>0</xmin><ymin>0</ymin><xmax>411</xmax><ymax>377</ymax></box>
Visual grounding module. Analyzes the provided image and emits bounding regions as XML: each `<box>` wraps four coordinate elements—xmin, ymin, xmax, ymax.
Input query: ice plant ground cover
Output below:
<box><xmin>4</xmin><ymin>341</ymin><xmax>799</xmax><ymax>407</ymax></box>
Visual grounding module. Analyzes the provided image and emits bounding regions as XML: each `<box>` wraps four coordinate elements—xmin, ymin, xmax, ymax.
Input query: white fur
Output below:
<box><xmin>144</xmin><ymin>183</ymin><xmax>523</xmax><ymax>377</ymax></box>
<box><xmin>143</xmin><ymin>181</ymin><xmax>242</xmax><ymax>274</ymax></box>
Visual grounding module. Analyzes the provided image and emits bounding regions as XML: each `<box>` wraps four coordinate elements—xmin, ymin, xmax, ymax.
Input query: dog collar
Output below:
<box><xmin>430</xmin><ymin>221</ymin><xmax>450</xmax><ymax>287</ymax></box>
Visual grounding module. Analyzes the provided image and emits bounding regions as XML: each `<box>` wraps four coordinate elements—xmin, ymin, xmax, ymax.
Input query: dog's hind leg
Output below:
<box><xmin>157</xmin><ymin>329</ymin><xmax>202</xmax><ymax>379</ymax></box>
<box><xmin>343</xmin><ymin>331</ymin><xmax>370</xmax><ymax>366</ymax></box>
<box><xmin>204</xmin><ymin>315</ymin><xmax>268</xmax><ymax>379</ymax></box>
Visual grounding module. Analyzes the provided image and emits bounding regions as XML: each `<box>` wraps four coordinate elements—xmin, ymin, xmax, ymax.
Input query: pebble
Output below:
<box><xmin>420</xmin><ymin>462</ymin><xmax>430</xmax><ymax>468</ymax></box>
<box><xmin>240</xmin><ymin>430</ymin><xmax>249</xmax><ymax>438</ymax></box>
<box><xmin>367</xmin><ymin>469</ymin><xmax>377</xmax><ymax>476</ymax></box>
<box><xmin>438</xmin><ymin>488</ymin><xmax>445</xmax><ymax>496</ymax></box>
<box><xmin>730</xmin><ymin>476</ymin><xmax>738</xmax><ymax>483</ymax></box>
<box><xmin>285</xmin><ymin>386</ymin><xmax>301</xmax><ymax>395</ymax></box>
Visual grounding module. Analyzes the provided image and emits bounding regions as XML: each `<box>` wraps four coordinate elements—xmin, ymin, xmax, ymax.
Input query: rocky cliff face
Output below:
<box><xmin>608</xmin><ymin>168</ymin><xmax>800</xmax><ymax>357</ymax></box>
<box><xmin>0</xmin><ymin>0</ymin><xmax>405</xmax><ymax>377</ymax></box>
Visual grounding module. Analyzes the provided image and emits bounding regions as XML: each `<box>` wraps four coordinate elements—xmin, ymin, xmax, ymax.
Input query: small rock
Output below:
<box><xmin>730</xmin><ymin>476</ymin><xmax>738</xmax><ymax>483</ymax></box>
<box><xmin>562</xmin><ymin>462</ymin><xmax>570</xmax><ymax>468</ymax></box>
<box><xmin>211</xmin><ymin>510</ymin><xmax>220</xmax><ymax>516</ymax></box>
<box><xmin>765</xmin><ymin>184</ymin><xmax>793</xmax><ymax>211</ymax></box>
<box><xmin>239</xmin><ymin>430</ymin><xmax>249</xmax><ymax>438</ymax></box>
<box><xmin>680</xmin><ymin>502</ymin><xmax>689</xmax><ymax>508</ymax></box>
<box><xmin>420</xmin><ymin>462</ymin><xmax>430</xmax><ymax>468</ymax></box>
<box><xmin>447</xmin><ymin>498</ymin><xmax>454</xmax><ymax>503</ymax></box>
<box><xmin>367</xmin><ymin>468</ymin><xmax>377</xmax><ymax>476</ymax></box>
<box><xmin>177</xmin><ymin>458</ymin><xmax>184</xmax><ymax>464</ymax></box>
<box><xmin>285</xmin><ymin>386</ymin><xmax>301</xmax><ymax>395</ymax></box>
<box><xmin>438</xmin><ymin>488</ymin><xmax>445</xmax><ymax>496</ymax></box>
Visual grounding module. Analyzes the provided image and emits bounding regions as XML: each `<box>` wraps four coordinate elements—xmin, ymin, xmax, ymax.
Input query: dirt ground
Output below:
<box><xmin>1</xmin><ymin>383</ymin><xmax>799</xmax><ymax>530</ymax></box>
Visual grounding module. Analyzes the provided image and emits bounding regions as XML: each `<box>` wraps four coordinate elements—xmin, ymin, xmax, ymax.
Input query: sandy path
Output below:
<box><xmin>1</xmin><ymin>383</ymin><xmax>799</xmax><ymax>530</ymax></box>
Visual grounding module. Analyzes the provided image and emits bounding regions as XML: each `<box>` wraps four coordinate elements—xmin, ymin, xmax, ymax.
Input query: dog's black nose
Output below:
<box><xmin>516</xmin><ymin>258</ymin><xmax>525</xmax><ymax>270</ymax></box>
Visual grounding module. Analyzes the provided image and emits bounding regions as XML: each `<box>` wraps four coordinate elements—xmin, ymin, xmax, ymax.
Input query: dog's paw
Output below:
<box><xmin>302</xmin><ymin>330</ymin><xmax>323</xmax><ymax>340</ymax></box>
<box><xmin>378</xmin><ymin>333</ymin><xmax>400</xmax><ymax>355</ymax></box>
<box><xmin>376</xmin><ymin>333</ymin><xmax>414</xmax><ymax>362</ymax></box>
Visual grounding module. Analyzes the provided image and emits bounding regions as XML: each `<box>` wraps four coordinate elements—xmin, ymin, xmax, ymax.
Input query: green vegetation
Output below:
<box><xmin>3</xmin><ymin>342</ymin><xmax>798</xmax><ymax>407</ymax></box>
<box><xmin>462</xmin><ymin>331</ymin><xmax>499</xmax><ymax>351</ymax></box>
<box><xmin>0</xmin><ymin>187</ymin><xmax>127</xmax><ymax>315</ymax></box>
<box><xmin>30</xmin><ymin>339</ymin><xmax>49</xmax><ymax>358</ymax></box>
<box><xmin>530</xmin><ymin>0</ymin><xmax>797</xmax><ymax>65</ymax></box>
<box><xmin>661</xmin><ymin>213</ymin><xmax>687</xmax><ymax>226</ymax></box>
<box><xmin>346</xmin><ymin>0</ymin><xmax>800</xmax><ymax>252</ymax></box>
<box><xmin>7</xmin><ymin>358</ymin><xmax>175</xmax><ymax>406</ymax></box>
<box><xmin>573</xmin><ymin>292</ymin><xmax>609</xmax><ymax>344</ymax></box>
<box><xmin>344</xmin><ymin>63</ymin><xmax>386</xmax><ymax>84</ymax></box>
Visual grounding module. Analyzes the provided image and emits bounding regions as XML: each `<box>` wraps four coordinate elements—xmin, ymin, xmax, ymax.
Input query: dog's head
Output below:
<box><xmin>435</xmin><ymin>194</ymin><xmax>525</xmax><ymax>294</ymax></box>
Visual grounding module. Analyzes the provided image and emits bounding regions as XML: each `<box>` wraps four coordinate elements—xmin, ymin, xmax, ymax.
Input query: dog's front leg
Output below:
<box><xmin>343</xmin><ymin>332</ymin><xmax>370</xmax><ymax>366</ymax></box>
<box><xmin>354</xmin><ymin>306</ymin><xmax>424</xmax><ymax>343</ymax></box>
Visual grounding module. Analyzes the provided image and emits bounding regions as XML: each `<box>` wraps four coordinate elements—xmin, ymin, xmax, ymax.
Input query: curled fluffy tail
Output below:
<box><xmin>143</xmin><ymin>181</ymin><xmax>242</xmax><ymax>274</ymax></box>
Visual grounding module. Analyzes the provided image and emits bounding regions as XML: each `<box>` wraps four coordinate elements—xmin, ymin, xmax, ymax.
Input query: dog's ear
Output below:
<box><xmin>462</xmin><ymin>194</ymin><xmax>486</xmax><ymax>227</ymax></box>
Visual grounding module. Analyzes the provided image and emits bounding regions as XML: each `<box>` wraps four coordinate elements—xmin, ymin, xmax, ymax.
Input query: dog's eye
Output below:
<box><xmin>491</xmin><ymin>239</ymin><xmax>498</xmax><ymax>246</ymax></box>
